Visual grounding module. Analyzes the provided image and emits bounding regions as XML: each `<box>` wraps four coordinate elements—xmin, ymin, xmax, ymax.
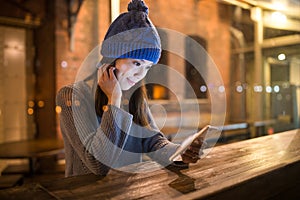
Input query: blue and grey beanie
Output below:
<box><xmin>101</xmin><ymin>0</ymin><xmax>161</xmax><ymax>64</ymax></box>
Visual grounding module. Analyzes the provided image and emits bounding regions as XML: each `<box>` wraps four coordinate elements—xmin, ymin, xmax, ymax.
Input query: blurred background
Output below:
<box><xmin>0</xmin><ymin>0</ymin><xmax>299</xmax><ymax>177</ymax></box>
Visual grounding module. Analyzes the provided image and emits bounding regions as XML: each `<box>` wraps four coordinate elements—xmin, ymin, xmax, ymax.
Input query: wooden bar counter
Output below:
<box><xmin>0</xmin><ymin>129</ymin><xmax>299</xmax><ymax>199</ymax></box>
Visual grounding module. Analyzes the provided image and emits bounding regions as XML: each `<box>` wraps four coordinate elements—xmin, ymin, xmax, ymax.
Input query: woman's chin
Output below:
<box><xmin>121</xmin><ymin>85</ymin><xmax>132</xmax><ymax>91</ymax></box>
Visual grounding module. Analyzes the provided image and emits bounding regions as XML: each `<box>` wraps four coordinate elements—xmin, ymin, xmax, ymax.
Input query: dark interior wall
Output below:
<box><xmin>0</xmin><ymin>0</ymin><xmax>57</xmax><ymax>139</ymax></box>
<box><xmin>0</xmin><ymin>0</ymin><xmax>46</xmax><ymax>19</ymax></box>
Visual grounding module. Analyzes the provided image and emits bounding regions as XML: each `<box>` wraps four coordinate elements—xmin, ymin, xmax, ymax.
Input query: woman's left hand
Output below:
<box><xmin>181</xmin><ymin>137</ymin><xmax>206</xmax><ymax>163</ymax></box>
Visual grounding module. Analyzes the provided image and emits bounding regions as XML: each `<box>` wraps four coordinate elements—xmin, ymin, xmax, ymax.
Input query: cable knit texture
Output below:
<box><xmin>56</xmin><ymin>81</ymin><xmax>178</xmax><ymax>177</ymax></box>
<box><xmin>100</xmin><ymin>0</ymin><xmax>161</xmax><ymax>64</ymax></box>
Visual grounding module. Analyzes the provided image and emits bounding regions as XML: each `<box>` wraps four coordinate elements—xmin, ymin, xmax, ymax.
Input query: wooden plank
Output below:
<box><xmin>0</xmin><ymin>175</ymin><xmax>23</xmax><ymax>189</ymax></box>
<box><xmin>0</xmin><ymin>139</ymin><xmax>64</xmax><ymax>159</ymax></box>
<box><xmin>39</xmin><ymin>129</ymin><xmax>300</xmax><ymax>199</ymax></box>
<box><xmin>1</xmin><ymin>164</ymin><xmax>30</xmax><ymax>175</ymax></box>
<box><xmin>178</xmin><ymin>129</ymin><xmax>300</xmax><ymax>199</ymax></box>
<box><xmin>0</xmin><ymin>129</ymin><xmax>299</xmax><ymax>199</ymax></box>
<box><xmin>42</xmin><ymin>164</ymin><xmax>181</xmax><ymax>199</ymax></box>
<box><xmin>181</xmin><ymin>160</ymin><xmax>300</xmax><ymax>200</ymax></box>
<box><xmin>0</xmin><ymin>183</ymin><xmax>57</xmax><ymax>200</ymax></box>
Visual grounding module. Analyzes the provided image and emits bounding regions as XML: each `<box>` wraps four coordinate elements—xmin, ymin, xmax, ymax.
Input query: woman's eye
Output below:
<box><xmin>134</xmin><ymin>62</ymin><xmax>141</xmax><ymax>66</ymax></box>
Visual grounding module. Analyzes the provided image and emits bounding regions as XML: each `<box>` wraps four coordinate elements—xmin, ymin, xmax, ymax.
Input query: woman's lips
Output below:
<box><xmin>127</xmin><ymin>78</ymin><xmax>136</xmax><ymax>85</ymax></box>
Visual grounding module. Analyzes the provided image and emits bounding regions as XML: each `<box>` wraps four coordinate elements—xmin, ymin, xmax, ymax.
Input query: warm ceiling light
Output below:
<box><xmin>278</xmin><ymin>53</ymin><xmax>286</xmax><ymax>60</ymax></box>
<box><xmin>272</xmin><ymin>1</ymin><xmax>286</xmax><ymax>11</ymax></box>
<box><xmin>271</xmin><ymin>11</ymin><xmax>287</xmax><ymax>23</ymax></box>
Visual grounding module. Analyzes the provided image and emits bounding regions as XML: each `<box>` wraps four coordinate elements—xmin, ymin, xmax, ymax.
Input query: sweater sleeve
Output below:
<box><xmin>56</xmin><ymin>82</ymin><xmax>133</xmax><ymax>175</ymax></box>
<box><xmin>140</xmin><ymin>104</ymin><xmax>179</xmax><ymax>165</ymax></box>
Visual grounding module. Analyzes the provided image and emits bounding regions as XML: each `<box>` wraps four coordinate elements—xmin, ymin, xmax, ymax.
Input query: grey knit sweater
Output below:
<box><xmin>56</xmin><ymin>81</ymin><xmax>178</xmax><ymax>177</ymax></box>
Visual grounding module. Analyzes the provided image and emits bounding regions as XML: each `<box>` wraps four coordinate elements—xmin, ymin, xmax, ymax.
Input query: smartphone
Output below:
<box><xmin>169</xmin><ymin>125</ymin><xmax>219</xmax><ymax>161</ymax></box>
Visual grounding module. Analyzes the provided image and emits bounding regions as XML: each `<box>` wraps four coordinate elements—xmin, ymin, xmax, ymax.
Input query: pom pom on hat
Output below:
<box><xmin>101</xmin><ymin>0</ymin><xmax>161</xmax><ymax>64</ymax></box>
<box><xmin>128</xmin><ymin>0</ymin><xmax>149</xmax><ymax>14</ymax></box>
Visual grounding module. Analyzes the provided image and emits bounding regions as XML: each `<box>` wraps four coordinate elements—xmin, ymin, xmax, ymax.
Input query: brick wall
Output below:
<box><xmin>123</xmin><ymin>0</ymin><xmax>231</xmax><ymax>115</ymax></box>
<box><xmin>55</xmin><ymin>0</ymin><xmax>110</xmax><ymax>91</ymax></box>
<box><xmin>55</xmin><ymin>0</ymin><xmax>111</xmax><ymax>137</ymax></box>
<box><xmin>56</xmin><ymin>0</ymin><xmax>231</xmax><ymax>99</ymax></box>
<box><xmin>55</xmin><ymin>0</ymin><xmax>232</xmax><ymax>135</ymax></box>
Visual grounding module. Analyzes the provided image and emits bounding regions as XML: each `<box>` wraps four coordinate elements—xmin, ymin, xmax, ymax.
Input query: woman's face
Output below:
<box><xmin>115</xmin><ymin>58</ymin><xmax>153</xmax><ymax>91</ymax></box>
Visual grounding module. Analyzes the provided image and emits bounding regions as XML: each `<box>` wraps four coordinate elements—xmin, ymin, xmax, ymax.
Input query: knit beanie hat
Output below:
<box><xmin>100</xmin><ymin>0</ymin><xmax>161</xmax><ymax>64</ymax></box>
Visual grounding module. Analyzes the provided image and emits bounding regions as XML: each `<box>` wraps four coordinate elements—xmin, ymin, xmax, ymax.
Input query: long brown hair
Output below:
<box><xmin>95</xmin><ymin>67</ymin><xmax>150</xmax><ymax>127</ymax></box>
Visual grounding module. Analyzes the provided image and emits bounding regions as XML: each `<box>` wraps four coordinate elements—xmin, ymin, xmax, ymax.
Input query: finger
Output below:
<box><xmin>191</xmin><ymin>138</ymin><xmax>207</xmax><ymax>149</ymax></box>
<box><xmin>102</xmin><ymin>66</ymin><xmax>111</xmax><ymax>81</ymax></box>
<box><xmin>97</xmin><ymin>68</ymin><xmax>104</xmax><ymax>86</ymax></box>
<box><xmin>190</xmin><ymin>141</ymin><xmax>202</xmax><ymax>148</ymax></box>
<box><xmin>187</xmin><ymin>147</ymin><xmax>205</xmax><ymax>158</ymax></box>
<box><xmin>188</xmin><ymin>144</ymin><xmax>200</xmax><ymax>152</ymax></box>
<box><xmin>190</xmin><ymin>142</ymin><xmax>202</xmax><ymax>150</ymax></box>
<box><xmin>109</xmin><ymin>67</ymin><xmax>116</xmax><ymax>80</ymax></box>
<box><xmin>195</xmin><ymin>136</ymin><xmax>205</xmax><ymax>144</ymax></box>
<box><xmin>98</xmin><ymin>64</ymin><xmax>110</xmax><ymax>76</ymax></box>
<box><xmin>102</xmin><ymin>64</ymin><xmax>110</xmax><ymax>71</ymax></box>
<box><xmin>182</xmin><ymin>154</ymin><xmax>199</xmax><ymax>163</ymax></box>
<box><xmin>183</xmin><ymin>149</ymin><xmax>198</xmax><ymax>158</ymax></box>
<box><xmin>190</xmin><ymin>143</ymin><xmax>207</xmax><ymax>157</ymax></box>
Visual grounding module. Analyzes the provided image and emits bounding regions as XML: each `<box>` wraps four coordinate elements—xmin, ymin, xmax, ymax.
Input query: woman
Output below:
<box><xmin>57</xmin><ymin>0</ymin><xmax>205</xmax><ymax>177</ymax></box>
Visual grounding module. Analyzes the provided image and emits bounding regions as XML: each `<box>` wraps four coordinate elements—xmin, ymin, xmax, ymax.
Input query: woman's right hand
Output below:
<box><xmin>98</xmin><ymin>64</ymin><xmax>122</xmax><ymax>108</ymax></box>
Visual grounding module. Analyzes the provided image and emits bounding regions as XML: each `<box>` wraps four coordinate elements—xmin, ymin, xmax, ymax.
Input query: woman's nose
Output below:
<box><xmin>134</xmin><ymin>67</ymin><xmax>147</xmax><ymax>78</ymax></box>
